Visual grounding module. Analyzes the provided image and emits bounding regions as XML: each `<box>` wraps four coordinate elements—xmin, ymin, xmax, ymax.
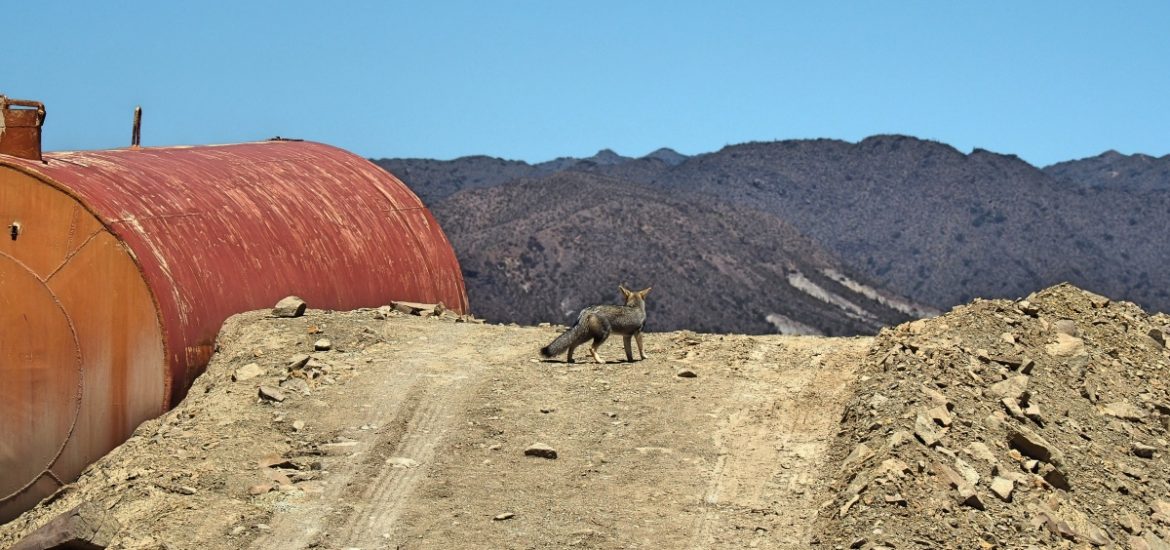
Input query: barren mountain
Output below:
<box><xmin>375</xmin><ymin>135</ymin><xmax>1170</xmax><ymax>326</ymax></box>
<box><xmin>433</xmin><ymin>172</ymin><xmax>927</xmax><ymax>335</ymax></box>
<box><xmin>1045</xmin><ymin>149</ymin><xmax>1170</xmax><ymax>191</ymax></box>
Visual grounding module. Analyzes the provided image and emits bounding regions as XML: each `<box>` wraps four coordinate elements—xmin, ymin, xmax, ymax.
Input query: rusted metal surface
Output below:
<box><xmin>0</xmin><ymin>139</ymin><xmax>468</xmax><ymax>523</ymax></box>
<box><xmin>0</xmin><ymin>96</ymin><xmax>46</xmax><ymax>161</ymax></box>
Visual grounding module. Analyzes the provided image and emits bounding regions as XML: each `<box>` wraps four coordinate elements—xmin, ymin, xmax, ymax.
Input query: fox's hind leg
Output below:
<box><xmin>566</xmin><ymin>344</ymin><xmax>576</xmax><ymax>363</ymax></box>
<box><xmin>590</xmin><ymin>331</ymin><xmax>610</xmax><ymax>364</ymax></box>
<box><xmin>590</xmin><ymin>338</ymin><xmax>605</xmax><ymax>364</ymax></box>
<box><xmin>635</xmin><ymin>331</ymin><xmax>647</xmax><ymax>360</ymax></box>
<box><xmin>623</xmin><ymin>335</ymin><xmax>634</xmax><ymax>362</ymax></box>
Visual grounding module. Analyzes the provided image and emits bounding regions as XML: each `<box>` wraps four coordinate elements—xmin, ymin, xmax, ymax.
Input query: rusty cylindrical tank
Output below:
<box><xmin>0</xmin><ymin>99</ymin><xmax>468</xmax><ymax>522</ymax></box>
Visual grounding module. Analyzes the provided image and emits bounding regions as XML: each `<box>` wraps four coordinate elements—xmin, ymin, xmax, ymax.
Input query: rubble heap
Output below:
<box><xmin>815</xmin><ymin>284</ymin><xmax>1170</xmax><ymax>548</ymax></box>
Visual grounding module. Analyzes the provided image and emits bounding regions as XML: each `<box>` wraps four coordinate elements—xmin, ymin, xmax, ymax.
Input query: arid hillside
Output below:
<box><xmin>376</xmin><ymin>136</ymin><xmax>1170</xmax><ymax>332</ymax></box>
<box><xmin>434</xmin><ymin>171</ymin><xmax>928</xmax><ymax>335</ymax></box>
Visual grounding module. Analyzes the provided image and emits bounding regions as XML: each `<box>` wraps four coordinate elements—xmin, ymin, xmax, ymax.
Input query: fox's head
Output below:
<box><xmin>619</xmin><ymin>285</ymin><xmax>652</xmax><ymax>307</ymax></box>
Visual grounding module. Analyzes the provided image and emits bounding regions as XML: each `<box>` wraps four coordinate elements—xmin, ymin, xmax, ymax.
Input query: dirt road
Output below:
<box><xmin>0</xmin><ymin>308</ymin><xmax>868</xmax><ymax>550</ymax></box>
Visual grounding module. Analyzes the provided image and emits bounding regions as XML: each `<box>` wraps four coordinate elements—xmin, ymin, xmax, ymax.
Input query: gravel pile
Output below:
<box><xmin>816</xmin><ymin>284</ymin><xmax>1170</xmax><ymax>549</ymax></box>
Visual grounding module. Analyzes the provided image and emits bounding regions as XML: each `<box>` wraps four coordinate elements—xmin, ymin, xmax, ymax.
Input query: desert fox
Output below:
<box><xmin>540</xmin><ymin>286</ymin><xmax>652</xmax><ymax>363</ymax></box>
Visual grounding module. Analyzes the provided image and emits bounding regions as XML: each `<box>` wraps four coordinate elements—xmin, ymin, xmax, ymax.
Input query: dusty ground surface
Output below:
<box><xmin>0</xmin><ymin>305</ymin><xmax>868</xmax><ymax>549</ymax></box>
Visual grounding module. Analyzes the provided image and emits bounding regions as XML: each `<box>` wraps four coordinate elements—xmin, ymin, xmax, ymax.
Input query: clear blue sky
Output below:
<box><xmin>5</xmin><ymin>2</ymin><xmax>1168</xmax><ymax>167</ymax></box>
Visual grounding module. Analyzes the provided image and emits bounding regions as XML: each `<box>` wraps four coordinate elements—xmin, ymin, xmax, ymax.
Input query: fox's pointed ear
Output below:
<box><xmin>639</xmin><ymin>287</ymin><xmax>652</xmax><ymax>297</ymax></box>
<box><xmin>619</xmin><ymin>285</ymin><xmax>632</xmax><ymax>299</ymax></box>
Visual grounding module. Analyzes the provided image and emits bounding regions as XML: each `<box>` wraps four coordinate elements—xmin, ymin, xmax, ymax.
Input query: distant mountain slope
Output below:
<box><xmin>433</xmin><ymin>172</ymin><xmax>927</xmax><ymax>335</ymax></box>
<box><xmin>624</xmin><ymin>136</ymin><xmax>1169</xmax><ymax>310</ymax></box>
<box><xmin>374</xmin><ymin>135</ymin><xmax>1170</xmax><ymax>328</ymax></box>
<box><xmin>1044</xmin><ymin>150</ymin><xmax>1170</xmax><ymax>191</ymax></box>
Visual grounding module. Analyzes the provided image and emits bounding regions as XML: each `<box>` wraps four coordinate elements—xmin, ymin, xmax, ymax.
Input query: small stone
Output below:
<box><xmin>888</xmin><ymin>430</ymin><xmax>914</xmax><ymax>449</ymax></box>
<box><xmin>287</xmin><ymin>354</ymin><xmax>311</xmax><ymax>370</ymax></box>
<box><xmin>314</xmin><ymin>339</ymin><xmax>332</xmax><ymax>351</ymax></box>
<box><xmin>1001</xmin><ymin>397</ymin><xmax>1026</xmax><ymax>420</ymax></box>
<box><xmin>676</xmin><ymin>369</ymin><xmax>698</xmax><ymax>378</ymax></box>
<box><xmin>884</xmin><ymin>493</ymin><xmax>908</xmax><ymax>506</ymax></box>
<box><xmin>1039</xmin><ymin>462</ymin><xmax>1071</xmax><ymax>491</ymax></box>
<box><xmin>1083</xmin><ymin>524</ymin><xmax>1111</xmax><ymax>546</ymax></box>
<box><xmin>963</xmin><ymin>442</ymin><xmax>998</xmax><ymax>465</ymax></box>
<box><xmin>386</xmin><ymin>457</ymin><xmax>420</xmax><ymax>468</ymax></box>
<box><xmin>878</xmin><ymin>458</ymin><xmax>912</xmax><ymax>478</ymax></box>
<box><xmin>921</xmin><ymin>385</ymin><xmax>953</xmax><ymax>410</ymax></box>
<box><xmin>1019</xmin><ymin>357</ymin><xmax>1036</xmax><ymax>374</ymax></box>
<box><xmin>1103</xmin><ymin>400</ymin><xmax>1148</xmax><ymax>422</ymax></box>
<box><xmin>954</xmin><ymin>457</ymin><xmax>980</xmax><ymax>486</ymax></box>
<box><xmin>234</xmin><ymin>363</ymin><xmax>264</xmax><ymax>382</ymax></box>
<box><xmin>1149</xmin><ymin>328</ymin><xmax>1167</xmax><ymax>348</ymax></box>
<box><xmin>1153</xmin><ymin>500</ymin><xmax>1170</xmax><ymax>517</ymax></box>
<box><xmin>248</xmin><ymin>483</ymin><xmax>274</xmax><ymax>496</ymax></box>
<box><xmin>927</xmin><ymin>405</ymin><xmax>953</xmax><ymax>427</ymax></box>
<box><xmin>990</xmin><ymin>477</ymin><xmax>1014</xmax><ymax>501</ymax></box>
<box><xmin>493</xmin><ymin>512</ymin><xmax>515</xmax><ymax>521</ymax></box>
<box><xmin>1024</xmin><ymin>403</ymin><xmax>1045</xmax><ymax>425</ymax></box>
<box><xmin>1120</xmin><ymin>511</ymin><xmax>1143</xmax><ymax>534</ymax></box>
<box><xmin>273</xmin><ymin>296</ymin><xmax>307</xmax><ymax>318</ymax></box>
<box><xmin>292</xmin><ymin>420</ymin><xmax>306</xmax><ymax>431</ymax></box>
<box><xmin>990</xmin><ymin>375</ymin><xmax>1030</xmax><ymax>400</ymax></box>
<box><xmin>524</xmin><ymin>443</ymin><xmax>558</xmax><ymax>459</ymax></box>
<box><xmin>1008</xmin><ymin>425</ymin><xmax>1064</xmax><ymax>466</ymax></box>
<box><xmin>1134</xmin><ymin>443</ymin><xmax>1157</xmax><ymax>459</ymax></box>
<box><xmin>955</xmin><ymin>484</ymin><xmax>985</xmax><ymax>510</ymax></box>
<box><xmin>839</xmin><ymin>494</ymin><xmax>859</xmax><ymax>518</ymax></box>
<box><xmin>841</xmin><ymin>443</ymin><xmax>875</xmax><ymax>472</ymax></box>
<box><xmin>258</xmin><ymin>386</ymin><xmax>286</xmax><ymax>403</ymax></box>
<box><xmin>1046</xmin><ymin>333</ymin><xmax>1085</xmax><ymax>357</ymax></box>
<box><xmin>1053</xmin><ymin>319</ymin><xmax>1079</xmax><ymax>336</ymax></box>
<box><xmin>915</xmin><ymin>413</ymin><xmax>941</xmax><ymax>447</ymax></box>
<box><xmin>1017</xmin><ymin>300</ymin><xmax>1040</xmax><ymax>316</ymax></box>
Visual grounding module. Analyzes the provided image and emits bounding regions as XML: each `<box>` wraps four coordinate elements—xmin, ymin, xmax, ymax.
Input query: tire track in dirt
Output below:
<box><xmin>690</xmin><ymin>336</ymin><xmax>867</xmax><ymax>549</ymax></box>
<box><xmin>332</xmin><ymin>373</ymin><xmax>468</xmax><ymax>547</ymax></box>
<box><xmin>251</xmin><ymin>323</ymin><xmax>490</xmax><ymax>550</ymax></box>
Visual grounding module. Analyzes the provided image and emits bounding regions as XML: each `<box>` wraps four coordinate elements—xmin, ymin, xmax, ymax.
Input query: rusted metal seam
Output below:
<box><xmin>42</xmin><ymin>227</ymin><xmax>104</xmax><ymax>283</ymax></box>
<box><xmin>39</xmin><ymin>274</ymin><xmax>86</xmax><ymax>487</ymax></box>
<box><xmin>364</xmin><ymin>177</ymin><xmax>442</xmax><ymax>304</ymax></box>
<box><xmin>0</xmin><ymin>161</ymin><xmax>173</xmax><ymax>412</ymax></box>
<box><xmin>0</xmin><ymin>272</ymin><xmax>83</xmax><ymax>503</ymax></box>
<box><xmin>1</xmin><ymin>472</ymin><xmax>58</xmax><ymax>505</ymax></box>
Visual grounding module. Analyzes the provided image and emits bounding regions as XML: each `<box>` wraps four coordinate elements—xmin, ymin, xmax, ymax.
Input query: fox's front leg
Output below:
<box><xmin>635</xmin><ymin>332</ymin><xmax>648</xmax><ymax>360</ymax></box>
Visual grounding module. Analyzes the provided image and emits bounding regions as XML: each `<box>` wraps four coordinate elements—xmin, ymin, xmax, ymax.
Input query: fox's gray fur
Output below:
<box><xmin>540</xmin><ymin>286</ymin><xmax>652</xmax><ymax>364</ymax></box>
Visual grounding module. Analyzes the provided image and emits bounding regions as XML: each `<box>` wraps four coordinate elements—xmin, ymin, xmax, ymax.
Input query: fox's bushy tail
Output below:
<box><xmin>540</xmin><ymin>318</ymin><xmax>587</xmax><ymax>358</ymax></box>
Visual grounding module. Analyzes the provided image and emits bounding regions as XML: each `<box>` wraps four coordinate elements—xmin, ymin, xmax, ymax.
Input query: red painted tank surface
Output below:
<box><xmin>0</xmin><ymin>139</ymin><xmax>468</xmax><ymax>522</ymax></box>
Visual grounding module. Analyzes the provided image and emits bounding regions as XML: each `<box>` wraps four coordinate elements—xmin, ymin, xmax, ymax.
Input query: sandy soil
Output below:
<box><xmin>0</xmin><ymin>307</ymin><xmax>869</xmax><ymax>550</ymax></box>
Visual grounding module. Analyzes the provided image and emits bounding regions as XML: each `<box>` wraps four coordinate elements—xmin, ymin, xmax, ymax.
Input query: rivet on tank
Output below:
<box><xmin>0</xmin><ymin>94</ymin><xmax>469</xmax><ymax>522</ymax></box>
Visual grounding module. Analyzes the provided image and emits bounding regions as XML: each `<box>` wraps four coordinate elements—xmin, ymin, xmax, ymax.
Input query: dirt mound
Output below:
<box><xmin>815</xmin><ymin>284</ymin><xmax>1170</xmax><ymax>548</ymax></box>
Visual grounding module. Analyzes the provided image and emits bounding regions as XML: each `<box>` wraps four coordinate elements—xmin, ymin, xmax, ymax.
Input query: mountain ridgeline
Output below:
<box><xmin>373</xmin><ymin>136</ymin><xmax>1170</xmax><ymax>335</ymax></box>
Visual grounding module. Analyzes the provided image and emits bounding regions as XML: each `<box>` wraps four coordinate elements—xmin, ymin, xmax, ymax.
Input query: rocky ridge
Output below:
<box><xmin>816</xmin><ymin>284</ymin><xmax>1170</xmax><ymax>548</ymax></box>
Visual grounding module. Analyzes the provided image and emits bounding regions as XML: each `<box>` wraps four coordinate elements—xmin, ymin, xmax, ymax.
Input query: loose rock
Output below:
<box><xmin>233</xmin><ymin>363</ymin><xmax>264</xmax><ymax>382</ymax></box>
<box><xmin>258</xmin><ymin>386</ymin><xmax>286</xmax><ymax>403</ymax></box>
<box><xmin>524</xmin><ymin>444</ymin><xmax>558</xmax><ymax>459</ymax></box>
<box><xmin>273</xmin><ymin>296</ymin><xmax>307</xmax><ymax>318</ymax></box>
